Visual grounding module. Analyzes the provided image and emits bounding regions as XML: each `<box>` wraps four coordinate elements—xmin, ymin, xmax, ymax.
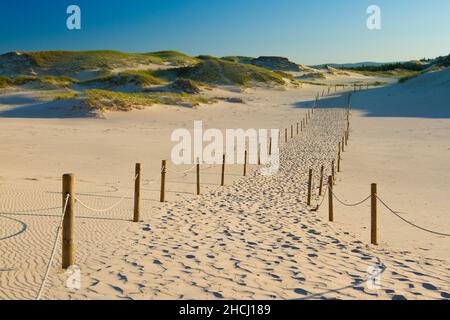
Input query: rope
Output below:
<box><xmin>166</xmin><ymin>164</ymin><xmax>197</xmax><ymax>175</ymax></box>
<box><xmin>331</xmin><ymin>188</ymin><xmax>371</xmax><ymax>207</ymax></box>
<box><xmin>316</xmin><ymin>185</ymin><xmax>328</xmax><ymax>208</ymax></box>
<box><xmin>377</xmin><ymin>195</ymin><xmax>450</xmax><ymax>237</ymax></box>
<box><xmin>36</xmin><ymin>194</ymin><xmax>70</xmax><ymax>300</ymax></box>
<box><xmin>74</xmin><ymin>196</ymin><xmax>126</xmax><ymax>213</ymax></box>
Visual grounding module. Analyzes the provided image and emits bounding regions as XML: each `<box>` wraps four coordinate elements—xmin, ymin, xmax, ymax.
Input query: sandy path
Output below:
<box><xmin>6</xmin><ymin>108</ymin><xmax>444</xmax><ymax>300</ymax></box>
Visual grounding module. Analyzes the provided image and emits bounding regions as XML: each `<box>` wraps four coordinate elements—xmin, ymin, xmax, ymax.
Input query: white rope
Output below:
<box><xmin>36</xmin><ymin>194</ymin><xmax>70</xmax><ymax>300</ymax></box>
<box><xmin>74</xmin><ymin>196</ymin><xmax>126</xmax><ymax>213</ymax></box>
<box><xmin>166</xmin><ymin>164</ymin><xmax>197</xmax><ymax>175</ymax></box>
<box><xmin>377</xmin><ymin>195</ymin><xmax>450</xmax><ymax>237</ymax></box>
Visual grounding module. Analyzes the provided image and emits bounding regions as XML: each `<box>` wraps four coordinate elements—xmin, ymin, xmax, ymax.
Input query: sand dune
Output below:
<box><xmin>1</xmin><ymin>108</ymin><xmax>448</xmax><ymax>300</ymax></box>
<box><xmin>1</xmin><ymin>70</ymin><xmax>449</xmax><ymax>300</ymax></box>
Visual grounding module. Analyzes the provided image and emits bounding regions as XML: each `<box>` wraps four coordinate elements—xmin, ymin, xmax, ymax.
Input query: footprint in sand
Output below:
<box><xmin>294</xmin><ymin>288</ymin><xmax>308</xmax><ymax>296</ymax></box>
<box><xmin>422</xmin><ymin>283</ymin><xmax>438</xmax><ymax>291</ymax></box>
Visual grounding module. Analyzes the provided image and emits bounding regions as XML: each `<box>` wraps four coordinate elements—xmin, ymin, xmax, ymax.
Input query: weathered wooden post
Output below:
<box><xmin>318</xmin><ymin>165</ymin><xmax>324</xmax><ymax>196</ymax></box>
<box><xmin>160</xmin><ymin>160</ymin><xmax>167</xmax><ymax>203</ymax></box>
<box><xmin>338</xmin><ymin>150</ymin><xmax>341</xmax><ymax>173</ymax></box>
<box><xmin>269</xmin><ymin>137</ymin><xmax>272</xmax><ymax>156</ymax></box>
<box><xmin>307</xmin><ymin>169</ymin><xmax>313</xmax><ymax>206</ymax></box>
<box><xmin>328</xmin><ymin>176</ymin><xmax>334</xmax><ymax>222</ymax></box>
<box><xmin>221</xmin><ymin>154</ymin><xmax>226</xmax><ymax>186</ymax></box>
<box><xmin>332</xmin><ymin>160</ymin><xmax>335</xmax><ymax>185</ymax></box>
<box><xmin>342</xmin><ymin>136</ymin><xmax>345</xmax><ymax>152</ymax></box>
<box><xmin>291</xmin><ymin>125</ymin><xmax>293</xmax><ymax>139</ymax></box>
<box><xmin>196</xmin><ymin>158</ymin><xmax>201</xmax><ymax>196</ymax></box>
<box><xmin>301</xmin><ymin>120</ymin><xmax>303</xmax><ymax>132</ymax></box>
<box><xmin>258</xmin><ymin>143</ymin><xmax>261</xmax><ymax>166</ymax></box>
<box><xmin>243</xmin><ymin>150</ymin><xmax>248</xmax><ymax>176</ymax></box>
<box><xmin>371</xmin><ymin>183</ymin><xmax>378</xmax><ymax>245</ymax></box>
<box><xmin>285</xmin><ymin>129</ymin><xmax>288</xmax><ymax>143</ymax></box>
<box><xmin>297</xmin><ymin>122</ymin><xmax>299</xmax><ymax>135</ymax></box>
<box><xmin>134</xmin><ymin>163</ymin><xmax>141</xmax><ymax>222</ymax></box>
<box><xmin>62</xmin><ymin>173</ymin><xmax>75</xmax><ymax>269</ymax></box>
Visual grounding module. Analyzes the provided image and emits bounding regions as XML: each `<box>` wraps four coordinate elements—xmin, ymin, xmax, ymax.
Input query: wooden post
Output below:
<box><xmin>285</xmin><ymin>129</ymin><xmax>288</xmax><ymax>143</ymax></box>
<box><xmin>345</xmin><ymin>131</ymin><xmax>348</xmax><ymax>146</ymax></box>
<box><xmin>328</xmin><ymin>176</ymin><xmax>334</xmax><ymax>222</ymax></box>
<box><xmin>371</xmin><ymin>183</ymin><xmax>378</xmax><ymax>245</ymax></box>
<box><xmin>160</xmin><ymin>160</ymin><xmax>167</xmax><ymax>203</ymax></box>
<box><xmin>301</xmin><ymin>120</ymin><xmax>303</xmax><ymax>132</ymax></box>
<box><xmin>269</xmin><ymin>137</ymin><xmax>272</xmax><ymax>156</ymax></box>
<box><xmin>258</xmin><ymin>143</ymin><xmax>261</xmax><ymax>166</ymax></box>
<box><xmin>332</xmin><ymin>160</ymin><xmax>335</xmax><ymax>185</ymax></box>
<box><xmin>221</xmin><ymin>154</ymin><xmax>226</xmax><ymax>186</ymax></box>
<box><xmin>318</xmin><ymin>165</ymin><xmax>324</xmax><ymax>196</ymax></box>
<box><xmin>196</xmin><ymin>158</ymin><xmax>201</xmax><ymax>195</ymax></box>
<box><xmin>307</xmin><ymin>169</ymin><xmax>313</xmax><ymax>206</ymax></box>
<box><xmin>291</xmin><ymin>125</ymin><xmax>293</xmax><ymax>139</ymax></box>
<box><xmin>297</xmin><ymin>122</ymin><xmax>299</xmax><ymax>135</ymax></box>
<box><xmin>62</xmin><ymin>173</ymin><xmax>75</xmax><ymax>269</ymax></box>
<box><xmin>337</xmin><ymin>150</ymin><xmax>341</xmax><ymax>173</ymax></box>
<box><xmin>342</xmin><ymin>136</ymin><xmax>345</xmax><ymax>152</ymax></box>
<box><xmin>134</xmin><ymin>163</ymin><xmax>141</xmax><ymax>222</ymax></box>
<box><xmin>243</xmin><ymin>150</ymin><xmax>248</xmax><ymax>176</ymax></box>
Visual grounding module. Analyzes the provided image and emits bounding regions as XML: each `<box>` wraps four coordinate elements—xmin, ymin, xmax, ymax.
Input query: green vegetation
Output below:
<box><xmin>221</xmin><ymin>56</ymin><xmax>254</xmax><ymax>64</ymax></box>
<box><xmin>0</xmin><ymin>76</ymin><xmax>12</xmax><ymax>88</ymax></box>
<box><xmin>82</xmin><ymin>70</ymin><xmax>166</xmax><ymax>88</ymax></box>
<box><xmin>11</xmin><ymin>75</ymin><xmax>79</xmax><ymax>88</ymax></box>
<box><xmin>300</xmin><ymin>72</ymin><xmax>326</xmax><ymax>80</ymax></box>
<box><xmin>343</xmin><ymin>61</ymin><xmax>425</xmax><ymax>73</ymax></box>
<box><xmin>84</xmin><ymin>89</ymin><xmax>216</xmax><ymax>112</ymax></box>
<box><xmin>20</xmin><ymin>51</ymin><xmax>164</xmax><ymax>75</ymax></box>
<box><xmin>145</xmin><ymin>51</ymin><xmax>199</xmax><ymax>65</ymax></box>
<box><xmin>39</xmin><ymin>89</ymin><xmax>80</xmax><ymax>100</ymax></box>
<box><xmin>165</xmin><ymin>57</ymin><xmax>286</xmax><ymax>86</ymax></box>
<box><xmin>341</xmin><ymin>60</ymin><xmax>428</xmax><ymax>79</ymax></box>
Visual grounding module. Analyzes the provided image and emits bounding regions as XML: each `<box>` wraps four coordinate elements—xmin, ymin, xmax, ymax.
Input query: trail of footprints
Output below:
<box><xmin>40</xmin><ymin>108</ymin><xmax>450</xmax><ymax>300</ymax></box>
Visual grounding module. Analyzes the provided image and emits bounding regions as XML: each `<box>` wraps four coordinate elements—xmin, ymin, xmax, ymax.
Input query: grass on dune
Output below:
<box><xmin>160</xmin><ymin>57</ymin><xmax>287</xmax><ymax>86</ymax></box>
<box><xmin>24</xmin><ymin>50</ymin><xmax>164</xmax><ymax>74</ymax></box>
<box><xmin>12</xmin><ymin>75</ymin><xmax>79</xmax><ymax>88</ymax></box>
<box><xmin>0</xmin><ymin>76</ymin><xmax>12</xmax><ymax>88</ymax></box>
<box><xmin>82</xmin><ymin>70</ymin><xmax>167</xmax><ymax>87</ymax></box>
<box><xmin>39</xmin><ymin>89</ymin><xmax>80</xmax><ymax>101</ymax></box>
<box><xmin>84</xmin><ymin>89</ymin><xmax>216</xmax><ymax>112</ymax></box>
<box><xmin>145</xmin><ymin>51</ymin><xmax>199</xmax><ymax>65</ymax></box>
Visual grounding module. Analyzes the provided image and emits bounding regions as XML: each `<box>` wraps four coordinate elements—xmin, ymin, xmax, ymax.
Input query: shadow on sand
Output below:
<box><xmin>295</xmin><ymin>82</ymin><xmax>450</xmax><ymax>119</ymax></box>
<box><xmin>0</xmin><ymin>98</ymin><xmax>93</xmax><ymax>119</ymax></box>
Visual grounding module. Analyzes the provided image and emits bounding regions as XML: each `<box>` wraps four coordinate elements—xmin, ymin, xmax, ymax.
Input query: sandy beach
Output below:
<box><xmin>1</xmin><ymin>73</ymin><xmax>449</xmax><ymax>300</ymax></box>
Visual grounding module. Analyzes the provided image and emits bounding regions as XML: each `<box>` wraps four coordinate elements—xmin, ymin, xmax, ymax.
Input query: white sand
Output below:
<box><xmin>0</xmin><ymin>72</ymin><xmax>449</xmax><ymax>300</ymax></box>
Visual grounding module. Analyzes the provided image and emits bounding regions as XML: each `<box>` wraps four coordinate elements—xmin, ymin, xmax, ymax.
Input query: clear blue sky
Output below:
<box><xmin>0</xmin><ymin>0</ymin><xmax>449</xmax><ymax>65</ymax></box>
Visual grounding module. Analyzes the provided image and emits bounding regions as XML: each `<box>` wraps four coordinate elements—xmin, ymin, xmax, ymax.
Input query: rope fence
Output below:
<box><xmin>1</xmin><ymin>95</ymin><xmax>447</xmax><ymax>300</ymax></box>
<box><xmin>35</xmin><ymin>194</ymin><xmax>70</xmax><ymax>300</ymax></box>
